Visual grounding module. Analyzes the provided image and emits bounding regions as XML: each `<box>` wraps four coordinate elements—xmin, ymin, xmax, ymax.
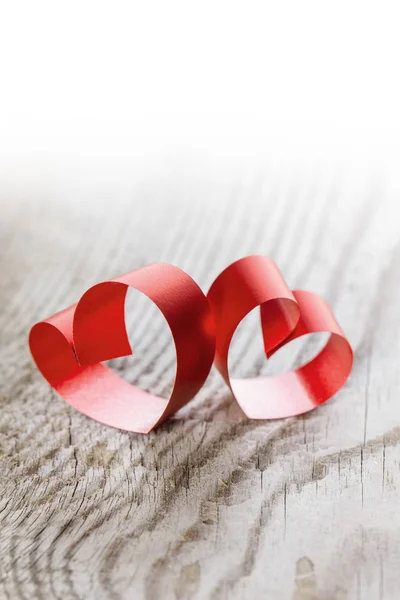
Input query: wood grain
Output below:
<box><xmin>1</xmin><ymin>169</ymin><xmax>400</xmax><ymax>599</ymax></box>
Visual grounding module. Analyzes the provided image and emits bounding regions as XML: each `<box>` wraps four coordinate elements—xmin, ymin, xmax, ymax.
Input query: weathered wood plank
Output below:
<box><xmin>1</xmin><ymin>170</ymin><xmax>399</xmax><ymax>599</ymax></box>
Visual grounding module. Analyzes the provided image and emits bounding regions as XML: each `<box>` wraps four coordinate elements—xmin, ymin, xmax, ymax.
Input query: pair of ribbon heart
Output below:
<box><xmin>29</xmin><ymin>255</ymin><xmax>353</xmax><ymax>434</ymax></box>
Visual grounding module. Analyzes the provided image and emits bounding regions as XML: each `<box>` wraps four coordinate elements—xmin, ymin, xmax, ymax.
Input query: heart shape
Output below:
<box><xmin>29</xmin><ymin>263</ymin><xmax>216</xmax><ymax>433</ymax></box>
<box><xmin>30</xmin><ymin>257</ymin><xmax>353</xmax><ymax>432</ymax></box>
<box><xmin>207</xmin><ymin>255</ymin><xmax>353</xmax><ymax>419</ymax></box>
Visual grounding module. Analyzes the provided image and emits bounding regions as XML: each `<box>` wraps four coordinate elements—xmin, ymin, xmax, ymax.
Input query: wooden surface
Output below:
<box><xmin>1</xmin><ymin>170</ymin><xmax>400</xmax><ymax>599</ymax></box>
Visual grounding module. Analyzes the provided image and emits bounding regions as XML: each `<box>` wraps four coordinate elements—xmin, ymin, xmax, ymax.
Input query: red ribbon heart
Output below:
<box><xmin>207</xmin><ymin>256</ymin><xmax>353</xmax><ymax>419</ymax></box>
<box><xmin>29</xmin><ymin>263</ymin><xmax>215</xmax><ymax>433</ymax></box>
<box><xmin>29</xmin><ymin>256</ymin><xmax>353</xmax><ymax>432</ymax></box>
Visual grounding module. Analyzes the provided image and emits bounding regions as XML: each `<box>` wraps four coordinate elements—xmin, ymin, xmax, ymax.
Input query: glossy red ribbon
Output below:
<box><xmin>207</xmin><ymin>256</ymin><xmax>353</xmax><ymax>420</ymax></box>
<box><xmin>29</xmin><ymin>263</ymin><xmax>215</xmax><ymax>433</ymax></box>
<box><xmin>29</xmin><ymin>256</ymin><xmax>353</xmax><ymax>432</ymax></box>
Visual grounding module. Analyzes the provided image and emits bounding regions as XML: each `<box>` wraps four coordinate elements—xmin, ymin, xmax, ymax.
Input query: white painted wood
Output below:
<box><xmin>1</xmin><ymin>169</ymin><xmax>399</xmax><ymax>599</ymax></box>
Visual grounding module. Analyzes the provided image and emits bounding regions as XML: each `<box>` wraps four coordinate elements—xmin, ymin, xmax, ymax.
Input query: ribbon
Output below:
<box><xmin>29</xmin><ymin>256</ymin><xmax>353</xmax><ymax>432</ymax></box>
<box><xmin>207</xmin><ymin>256</ymin><xmax>353</xmax><ymax>420</ymax></box>
<box><xmin>29</xmin><ymin>263</ymin><xmax>215</xmax><ymax>433</ymax></box>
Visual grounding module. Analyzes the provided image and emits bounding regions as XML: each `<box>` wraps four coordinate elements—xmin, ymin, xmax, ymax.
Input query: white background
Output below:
<box><xmin>1</xmin><ymin>1</ymin><xmax>400</xmax><ymax>195</ymax></box>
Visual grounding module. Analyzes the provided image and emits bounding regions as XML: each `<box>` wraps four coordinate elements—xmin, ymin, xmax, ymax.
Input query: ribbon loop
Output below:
<box><xmin>29</xmin><ymin>256</ymin><xmax>352</xmax><ymax>432</ymax></box>
<box><xmin>207</xmin><ymin>256</ymin><xmax>353</xmax><ymax>420</ymax></box>
<box><xmin>29</xmin><ymin>263</ymin><xmax>216</xmax><ymax>433</ymax></box>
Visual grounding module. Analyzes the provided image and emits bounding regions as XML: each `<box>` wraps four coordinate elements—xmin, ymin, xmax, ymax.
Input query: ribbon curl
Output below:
<box><xmin>207</xmin><ymin>256</ymin><xmax>353</xmax><ymax>420</ymax></box>
<box><xmin>29</xmin><ymin>256</ymin><xmax>353</xmax><ymax>432</ymax></box>
<box><xmin>29</xmin><ymin>263</ymin><xmax>215</xmax><ymax>433</ymax></box>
